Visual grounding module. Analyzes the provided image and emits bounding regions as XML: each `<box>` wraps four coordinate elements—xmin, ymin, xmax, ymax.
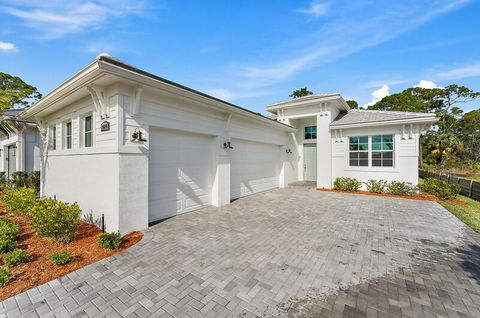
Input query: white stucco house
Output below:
<box><xmin>19</xmin><ymin>54</ymin><xmax>437</xmax><ymax>233</ymax></box>
<box><xmin>0</xmin><ymin>109</ymin><xmax>41</xmax><ymax>177</ymax></box>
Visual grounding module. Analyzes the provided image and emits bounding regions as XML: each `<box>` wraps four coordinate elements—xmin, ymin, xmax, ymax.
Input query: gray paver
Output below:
<box><xmin>2</xmin><ymin>186</ymin><xmax>480</xmax><ymax>317</ymax></box>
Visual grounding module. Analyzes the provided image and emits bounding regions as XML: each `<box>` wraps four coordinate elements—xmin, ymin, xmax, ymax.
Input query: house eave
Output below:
<box><xmin>329</xmin><ymin>116</ymin><xmax>438</xmax><ymax>130</ymax></box>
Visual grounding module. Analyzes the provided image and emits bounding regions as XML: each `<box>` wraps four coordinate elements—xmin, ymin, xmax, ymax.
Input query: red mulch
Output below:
<box><xmin>447</xmin><ymin>198</ymin><xmax>467</xmax><ymax>205</ymax></box>
<box><xmin>317</xmin><ymin>188</ymin><xmax>438</xmax><ymax>201</ymax></box>
<box><xmin>0</xmin><ymin>208</ymin><xmax>143</xmax><ymax>301</ymax></box>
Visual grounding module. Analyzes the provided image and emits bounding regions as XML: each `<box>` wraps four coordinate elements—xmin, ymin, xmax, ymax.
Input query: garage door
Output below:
<box><xmin>231</xmin><ymin>139</ymin><xmax>281</xmax><ymax>199</ymax></box>
<box><xmin>149</xmin><ymin>128</ymin><xmax>214</xmax><ymax>222</ymax></box>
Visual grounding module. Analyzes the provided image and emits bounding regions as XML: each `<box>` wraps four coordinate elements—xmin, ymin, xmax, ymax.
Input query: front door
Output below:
<box><xmin>7</xmin><ymin>145</ymin><xmax>16</xmax><ymax>178</ymax></box>
<box><xmin>304</xmin><ymin>144</ymin><xmax>317</xmax><ymax>181</ymax></box>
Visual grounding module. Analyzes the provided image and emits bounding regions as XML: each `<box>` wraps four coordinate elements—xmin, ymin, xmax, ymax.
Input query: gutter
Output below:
<box><xmin>329</xmin><ymin>116</ymin><xmax>438</xmax><ymax>129</ymax></box>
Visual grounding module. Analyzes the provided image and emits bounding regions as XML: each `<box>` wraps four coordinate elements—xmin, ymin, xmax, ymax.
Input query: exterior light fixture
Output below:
<box><xmin>286</xmin><ymin>148</ymin><xmax>292</xmax><ymax>154</ymax></box>
<box><xmin>131</xmin><ymin>128</ymin><xmax>147</xmax><ymax>142</ymax></box>
<box><xmin>223</xmin><ymin>140</ymin><xmax>233</xmax><ymax>149</ymax></box>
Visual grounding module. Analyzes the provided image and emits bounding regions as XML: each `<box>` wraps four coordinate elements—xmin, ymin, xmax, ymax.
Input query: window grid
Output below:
<box><xmin>348</xmin><ymin>135</ymin><xmax>394</xmax><ymax>168</ymax></box>
<box><xmin>372</xmin><ymin>135</ymin><xmax>394</xmax><ymax>167</ymax></box>
<box><xmin>51</xmin><ymin>126</ymin><xmax>56</xmax><ymax>150</ymax></box>
<box><xmin>304</xmin><ymin>126</ymin><xmax>317</xmax><ymax>140</ymax></box>
<box><xmin>84</xmin><ymin>116</ymin><xmax>93</xmax><ymax>148</ymax></box>
<box><xmin>349</xmin><ymin>136</ymin><xmax>368</xmax><ymax>167</ymax></box>
<box><xmin>66</xmin><ymin>122</ymin><xmax>72</xmax><ymax>149</ymax></box>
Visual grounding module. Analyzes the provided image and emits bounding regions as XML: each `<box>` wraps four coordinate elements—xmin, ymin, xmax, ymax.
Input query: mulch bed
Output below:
<box><xmin>317</xmin><ymin>188</ymin><xmax>438</xmax><ymax>201</ymax></box>
<box><xmin>0</xmin><ymin>208</ymin><xmax>143</xmax><ymax>302</ymax></box>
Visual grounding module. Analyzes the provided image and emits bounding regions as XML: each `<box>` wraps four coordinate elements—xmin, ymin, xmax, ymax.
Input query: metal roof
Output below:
<box><xmin>330</xmin><ymin>109</ymin><xmax>436</xmax><ymax>126</ymax></box>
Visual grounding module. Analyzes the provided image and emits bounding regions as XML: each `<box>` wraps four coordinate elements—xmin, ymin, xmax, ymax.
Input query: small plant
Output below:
<box><xmin>0</xmin><ymin>172</ymin><xmax>7</xmax><ymax>189</ymax></box>
<box><xmin>334</xmin><ymin>177</ymin><xmax>362</xmax><ymax>191</ymax></box>
<box><xmin>32</xmin><ymin>198</ymin><xmax>81</xmax><ymax>243</ymax></box>
<box><xmin>2</xmin><ymin>187</ymin><xmax>38</xmax><ymax>216</ymax></box>
<box><xmin>419</xmin><ymin>178</ymin><xmax>461</xmax><ymax>200</ymax></box>
<box><xmin>0</xmin><ymin>217</ymin><xmax>20</xmax><ymax>253</ymax></box>
<box><xmin>49</xmin><ymin>250</ymin><xmax>73</xmax><ymax>266</ymax></box>
<box><xmin>0</xmin><ymin>267</ymin><xmax>13</xmax><ymax>287</ymax></box>
<box><xmin>387</xmin><ymin>181</ymin><xmax>417</xmax><ymax>196</ymax></box>
<box><xmin>364</xmin><ymin>179</ymin><xmax>387</xmax><ymax>193</ymax></box>
<box><xmin>28</xmin><ymin>171</ymin><xmax>41</xmax><ymax>194</ymax></box>
<box><xmin>3</xmin><ymin>248</ymin><xmax>28</xmax><ymax>266</ymax></box>
<box><xmin>82</xmin><ymin>211</ymin><xmax>102</xmax><ymax>229</ymax></box>
<box><xmin>10</xmin><ymin>171</ymin><xmax>30</xmax><ymax>188</ymax></box>
<box><xmin>97</xmin><ymin>232</ymin><xmax>123</xmax><ymax>250</ymax></box>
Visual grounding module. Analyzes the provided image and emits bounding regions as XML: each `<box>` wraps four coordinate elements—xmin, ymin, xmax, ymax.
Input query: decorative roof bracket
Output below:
<box><xmin>132</xmin><ymin>86</ymin><xmax>144</xmax><ymax>116</ymax></box>
<box><xmin>87</xmin><ymin>85</ymin><xmax>109</xmax><ymax>119</ymax></box>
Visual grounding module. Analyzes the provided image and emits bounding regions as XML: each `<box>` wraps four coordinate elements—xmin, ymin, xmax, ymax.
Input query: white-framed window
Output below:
<box><xmin>84</xmin><ymin>115</ymin><xmax>93</xmax><ymax>148</ymax></box>
<box><xmin>349</xmin><ymin>136</ymin><xmax>368</xmax><ymax>167</ymax></box>
<box><xmin>372</xmin><ymin>135</ymin><xmax>394</xmax><ymax>167</ymax></box>
<box><xmin>304</xmin><ymin>126</ymin><xmax>317</xmax><ymax>140</ymax></box>
<box><xmin>65</xmin><ymin>121</ymin><xmax>72</xmax><ymax>149</ymax></box>
<box><xmin>50</xmin><ymin>126</ymin><xmax>57</xmax><ymax>150</ymax></box>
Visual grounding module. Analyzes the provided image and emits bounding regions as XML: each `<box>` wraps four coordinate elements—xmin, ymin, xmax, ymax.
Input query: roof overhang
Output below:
<box><xmin>266</xmin><ymin>94</ymin><xmax>350</xmax><ymax>114</ymax></box>
<box><xmin>19</xmin><ymin>56</ymin><xmax>295</xmax><ymax>132</ymax></box>
<box><xmin>329</xmin><ymin>116</ymin><xmax>438</xmax><ymax>130</ymax></box>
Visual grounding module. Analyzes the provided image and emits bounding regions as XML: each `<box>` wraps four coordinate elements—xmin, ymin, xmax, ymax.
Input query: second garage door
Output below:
<box><xmin>231</xmin><ymin>139</ymin><xmax>281</xmax><ymax>199</ymax></box>
<box><xmin>149</xmin><ymin>128</ymin><xmax>214</xmax><ymax>223</ymax></box>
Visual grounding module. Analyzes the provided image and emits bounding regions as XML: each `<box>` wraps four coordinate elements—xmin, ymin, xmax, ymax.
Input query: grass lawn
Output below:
<box><xmin>439</xmin><ymin>195</ymin><xmax>480</xmax><ymax>233</ymax></box>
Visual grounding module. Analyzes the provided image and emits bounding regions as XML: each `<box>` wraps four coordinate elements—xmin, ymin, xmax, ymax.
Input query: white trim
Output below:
<box><xmin>330</xmin><ymin>116</ymin><xmax>437</xmax><ymax>129</ymax></box>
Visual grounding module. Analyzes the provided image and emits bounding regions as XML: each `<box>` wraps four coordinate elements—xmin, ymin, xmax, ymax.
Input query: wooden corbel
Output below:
<box><xmin>87</xmin><ymin>85</ymin><xmax>109</xmax><ymax>119</ymax></box>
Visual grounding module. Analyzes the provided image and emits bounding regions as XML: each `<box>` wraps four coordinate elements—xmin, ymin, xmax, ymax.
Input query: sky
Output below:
<box><xmin>1</xmin><ymin>0</ymin><xmax>480</xmax><ymax>114</ymax></box>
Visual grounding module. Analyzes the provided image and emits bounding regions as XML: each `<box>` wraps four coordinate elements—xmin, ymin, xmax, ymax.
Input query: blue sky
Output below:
<box><xmin>1</xmin><ymin>0</ymin><xmax>479</xmax><ymax>114</ymax></box>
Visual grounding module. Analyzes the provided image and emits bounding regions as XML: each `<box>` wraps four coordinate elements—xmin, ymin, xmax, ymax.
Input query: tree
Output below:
<box><xmin>346</xmin><ymin>100</ymin><xmax>358</xmax><ymax>109</ymax></box>
<box><xmin>368</xmin><ymin>87</ymin><xmax>434</xmax><ymax>113</ymax></box>
<box><xmin>0</xmin><ymin>72</ymin><xmax>42</xmax><ymax>113</ymax></box>
<box><xmin>289</xmin><ymin>87</ymin><xmax>313</xmax><ymax>99</ymax></box>
<box><xmin>459</xmin><ymin>109</ymin><xmax>480</xmax><ymax>161</ymax></box>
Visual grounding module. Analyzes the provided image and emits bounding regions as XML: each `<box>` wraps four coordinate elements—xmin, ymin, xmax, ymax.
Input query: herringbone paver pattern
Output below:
<box><xmin>1</xmin><ymin>187</ymin><xmax>479</xmax><ymax>317</ymax></box>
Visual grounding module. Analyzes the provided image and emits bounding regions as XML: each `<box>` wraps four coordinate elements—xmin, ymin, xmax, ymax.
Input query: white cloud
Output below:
<box><xmin>0</xmin><ymin>41</ymin><xmax>16</xmax><ymax>52</ymax></box>
<box><xmin>415</xmin><ymin>80</ymin><xmax>438</xmax><ymax>89</ymax></box>
<box><xmin>435</xmin><ymin>61</ymin><xmax>480</xmax><ymax>80</ymax></box>
<box><xmin>363</xmin><ymin>85</ymin><xmax>390</xmax><ymax>108</ymax></box>
<box><xmin>296</xmin><ymin>1</ymin><xmax>328</xmax><ymax>19</ymax></box>
<box><xmin>235</xmin><ymin>0</ymin><xmax>469</xmax><ymax>88</ymax></box>
<box><xmin>1</xmin><ymin>1</ymin><xmax>153</xmax><ymax>39</ymax></box>
<box><xmin>205</xmin><ymin>88</ymin><xmax>271</xmax><ymax>102</ymax></box>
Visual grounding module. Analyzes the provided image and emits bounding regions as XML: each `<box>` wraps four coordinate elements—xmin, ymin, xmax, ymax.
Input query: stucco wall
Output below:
<box><xmin>331</xmin><ymin>125</ymin><xmax>420</xmax><ymax>187</ymax></box>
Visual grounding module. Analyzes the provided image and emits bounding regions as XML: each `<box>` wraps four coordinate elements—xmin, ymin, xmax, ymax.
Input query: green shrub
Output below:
<box><xmin>97</xmin><ymin>232</ymin><xmax>123</xmax><ymax>250</ymax></box>
<box><xmin>0</xmin><ymin>217</ymin><xmax>20</xmax><ymax>253</ymax></box>
<box><xmin>0</xmin><ymin>267</ymin><xmax>13</xmax><ymax>287</ymax></box>
<box><xmin>2</xmin><ymin>187</ymin><xmax>38</xmax><ymax>216</ymax></box>
<box><xmin>387</xmin><ymin>181</ymin><xmax>417</xmax><ymax>196</ymax></box>
<box><xmin>49</xmin><ymin>250</ymin><xmax>73</xmax><ymax>266</ymax></box>
<box><xmin>0</xmin><ymin>172</ymin><xmax>7</xmax><ymax>189</ymax></box>
<box><xmin>10</xmin><ymin>171</ymin><xmax>29</xmax><ymax>188</ymax></box>
<box><xmin>32</xmin><ymin>198</ymin><xmax>81</xmax><ymax>243</ymax></box>
<box><xmin>3</xmin><ymin>248</ymin><xmax>28</xmax><ymax>266</ymax></box>
<box><xmin>364</xmin><ymin>180</ymin><xmax>387</xmax><ymax>193</ymax></box>
<box><xmin>419</xmin><ymin>178</ymin><xmax>461</xmax><ymax>200</ymax></box>
<box><xmin>334</xmin><ymin>177</ymin><xmax>362</xmax><ymax>191</ymax></box>
<box><xmin>28</xmin><ymin>171</ymin><xmax>41</xmax><ymax>194</ymax></box>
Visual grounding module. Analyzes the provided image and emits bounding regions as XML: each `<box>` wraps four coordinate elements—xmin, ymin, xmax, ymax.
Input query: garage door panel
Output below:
<box><xmin>149</xmin><ymin>128</ymin><xmax>214</xmax><ymax>222</ymax></box>
<box><xmin>231</xmin><ymin>139</ymin><xmax>281</xmax><ymax>199</ymax></box>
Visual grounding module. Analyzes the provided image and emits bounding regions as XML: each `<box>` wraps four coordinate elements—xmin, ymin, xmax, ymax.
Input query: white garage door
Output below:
<box><xmin>149</xmin><ymin>128</ymin><xmax>214</xmax><ymax>222</ymax></box>
<box><xmin>231</xmin><ymin>139</ymin><xmax>281</xmax><ymax>199</ymax></box>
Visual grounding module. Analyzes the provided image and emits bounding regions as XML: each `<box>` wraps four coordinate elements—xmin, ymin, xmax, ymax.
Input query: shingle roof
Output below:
<box><xmin>330</xmin><ymin>109</ymin><xmax>436</xmax><ymax>126</ymax></box>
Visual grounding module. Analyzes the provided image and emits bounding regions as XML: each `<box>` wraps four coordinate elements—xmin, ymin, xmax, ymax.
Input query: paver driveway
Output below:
<box><xmin>1</xmin><ymin>186</ymin><xmax>480</xmax><ymax>318</ymax></box>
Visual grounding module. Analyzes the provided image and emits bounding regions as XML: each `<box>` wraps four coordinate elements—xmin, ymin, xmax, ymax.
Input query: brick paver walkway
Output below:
<box><xmin>1</xmin><ymin>186</ymin><xmax>480</xmax><ymax>317</ymax></box>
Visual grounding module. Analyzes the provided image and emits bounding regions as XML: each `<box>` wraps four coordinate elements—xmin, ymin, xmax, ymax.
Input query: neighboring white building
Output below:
<box><xmin>0</xmin><ymin>109</ymin><xmax>41</xmax><ymax>177</ymax></box>
<box><xmin>19</xmin><ymin>54</ymin><xmax>437</xmax><ymax>233</ymax></box>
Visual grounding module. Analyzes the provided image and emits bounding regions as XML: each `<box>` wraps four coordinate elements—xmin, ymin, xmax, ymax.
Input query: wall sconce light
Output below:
<box><xmin>131</xmin><ymin>128</ymin><xmax>147</xmax><ymax>142</ymax></box>
<box><xmin>285</xmin><ymin>148</ymin><xmax>292</xmax><ymax>154</ymax></box>
<box><xmin>223</xmin><ymin>140</ymin><xmax>233</xmax><ymax>149</ymax></box>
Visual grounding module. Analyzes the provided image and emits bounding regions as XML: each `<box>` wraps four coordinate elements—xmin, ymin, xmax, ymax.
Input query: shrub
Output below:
<box><xmin>10</xmin><ymin>171</ymin><xmax>29</xmax><ymax>188</ymax></box>
<box><xmin>0</xmin><ymin>217</ymin><xmax>20</xmax><ymax>253</ymax></box>
<box><xmin>0</xmin><ymin>172</ymin><xmax>7</xmax><ymax>189</ymax></box>
<box><xmin>97</xmin><ymin>232</ymin><xmax>123</xmax><ymax>250</ymax></box>
<box><xmin>3</xmin><ymin>248</ymin><xmax>28</xmax><ymax>266</ymax></box>
<box><xmin>49</xmin><ymin>250</ymin><xmax>73</xmax><ymax>266</ymax></box>
<box><xmin>419</xmin><ymin>178</ymin><xmax>461</xmax><ymax>200</ymax></box>
<box><xmin>387</xmin><ymin>181</ymin><xmax>417</xmax><ymax>196</ymax></box>
<box><xmin>364</xmin><ymin>180</ymin><xmax>387</xmax><ymax>193</ymax></box>
<box><xmin>0</xmin><ymin>267</ymin><xmax>12</xmax><ymax>287</ymax></box>
<box><xmin>2</xmin><ymin>187</ymin><xmax>38</xmax><ymax>216</ymax></box>
<box><xmin>334</xmin><ymin>177</ymin><xmax>362</xmax><ymax>191</ymax></box>
<box><xmin>28</xmin><ymin>171</ymin><xmax>41</xmax><ymax>194</ymax></box>
<box><xmin>32</xmin><ymin>198</ymin><xmax>81</xmax><ymax>243</ymax></box>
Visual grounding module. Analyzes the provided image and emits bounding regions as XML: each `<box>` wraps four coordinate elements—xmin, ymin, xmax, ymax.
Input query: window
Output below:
<box><xmin>51</xmin><ymin>126</ymin><xmax>57</xmax><ymax>150</ymax></box>
<box><xmin>304</xmin><ymin>126</ymin><xmax>317</xmax><ymax>139</ymax></box>
<box><xmin>65</xmin><ymin>122</ymin><xmax>72</xmax><ymax>149</ymax></box>
<box><xmin>349</xmin><ymin>136</ymin><xmax>368</xmax><ymax>166</ymax></box>
<box><xmin>84</xmin><ymin>116</ymin><xmax>93</xmax><ymax>147</ymax></box>
<box><xmin>372</xmin><ymin>135</ymin><xmax>394</xmax><ymax>167</ymax></box>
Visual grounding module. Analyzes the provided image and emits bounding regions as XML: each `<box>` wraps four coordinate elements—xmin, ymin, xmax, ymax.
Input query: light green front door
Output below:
<box><xmin>304</xmin><ymin>144</ymin><xmax>317</xmax><ymax>181</ymax></box>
